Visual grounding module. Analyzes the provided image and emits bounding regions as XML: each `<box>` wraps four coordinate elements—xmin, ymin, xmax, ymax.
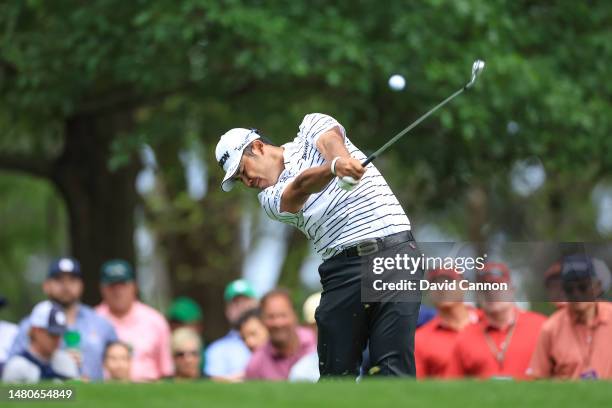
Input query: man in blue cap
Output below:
<box><xmin>204</xmin><ymin>279</ymin><xmax>258</xmax><ymax>382</ymax></box>
<box><xmin>528</xmin><ymin>254</ymin><xmax>612</xmax><ymax>379</ymax></box>
<box><xmin>2</xmin><ymin>300</ymin><xmax>78</xmax><ymax>383</ymax></box>
<box><xmin>7</xmin><ymin>257</ymin><xmax>117</xmax><ymax>381</ymax></box>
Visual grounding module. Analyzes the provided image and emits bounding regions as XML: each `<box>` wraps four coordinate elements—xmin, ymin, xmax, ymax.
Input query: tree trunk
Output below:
<box><xmin>467</xmin><ymin>185</ymin><xmax>488</xmax><ymax>256</ymax></box>
<box><xmin>51</xmin><ymin>110</ymin><xmax>140</xmax><ymax>306</ymax></box>
<box><xmin>158</xmin><ymin>193</ymin><xmax>244</xmax><ymax>343</ymax></box>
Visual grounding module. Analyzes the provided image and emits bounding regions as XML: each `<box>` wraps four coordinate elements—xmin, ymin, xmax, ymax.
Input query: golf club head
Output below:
<box><xmin>466</xmin><ymin>59</ymin><xmax>485</xmax><ymax>89</ymax></box>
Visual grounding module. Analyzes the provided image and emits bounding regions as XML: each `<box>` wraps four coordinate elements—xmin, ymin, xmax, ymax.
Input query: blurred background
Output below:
<box><xmin>1</xmin><ymin>0</ymin><xmax>611</xmax><ymax>343</ymax></box>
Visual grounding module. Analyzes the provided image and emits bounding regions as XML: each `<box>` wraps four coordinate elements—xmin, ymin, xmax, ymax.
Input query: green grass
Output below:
<box><xmin>2</xmin><ymin>380</ymin><xmax>611</xmax><ymax>408</ymax></box>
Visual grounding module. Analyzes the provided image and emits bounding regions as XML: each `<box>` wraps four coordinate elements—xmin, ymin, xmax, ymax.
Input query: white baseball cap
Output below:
<box><xmin>30</xmin><ymin>300</ymin><xmax>67</xmax><ymax>335</ymax></box>
<box><xmin>215</xmin><ymin>128</ymin><xmax>261</xmax><ymax>192</ymax></box>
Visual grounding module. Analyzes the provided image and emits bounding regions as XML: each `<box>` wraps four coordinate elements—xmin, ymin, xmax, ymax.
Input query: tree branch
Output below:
<box><xmin>75</xmin><ymin>76</ymin><xmax>264</xmax><ymax>116</ymax></box>
<box><xmin>75</xmin><ymin>82</ymin><xmax>197</xmax><ymax>116</ymax></box>
<box><xmin>0</xmin><ymin>152</ymin><xmax>53</xmax><ymax>179</ymax></box>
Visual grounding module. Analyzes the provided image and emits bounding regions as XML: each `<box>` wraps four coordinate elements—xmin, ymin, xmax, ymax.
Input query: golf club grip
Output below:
<box><xmin>361</xmin><ymin>155</ymin><xmax>375</xmax><ymax>167</ymax></box>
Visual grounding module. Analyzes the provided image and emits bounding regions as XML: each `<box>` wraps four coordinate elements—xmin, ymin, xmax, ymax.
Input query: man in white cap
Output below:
<box><xmin>2</xmin><ymin>301</ymin><xmax>78</xmax><ymax>383</ymax></box>
<box><xmin>8</xmin><ymin>257</ymin><xmax>117</xmax><ymax>381</ymax></box>
<box><xmin>215</xmin><ymin>113</ymin><xmax>421</xmax><ymax>378</ymax></box>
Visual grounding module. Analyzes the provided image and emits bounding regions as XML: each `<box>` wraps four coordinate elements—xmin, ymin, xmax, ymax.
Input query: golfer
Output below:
<box><xmin>215</xmin><ymin>113</ymin><xmax>421</xmax><ymax>377</ymax></box>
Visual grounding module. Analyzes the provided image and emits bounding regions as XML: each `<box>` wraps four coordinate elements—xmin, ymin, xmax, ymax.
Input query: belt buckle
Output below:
<box><xmin>356</xmin><ymin>239</ymin><xmax>379</xmax><ymax>257</ymax></box>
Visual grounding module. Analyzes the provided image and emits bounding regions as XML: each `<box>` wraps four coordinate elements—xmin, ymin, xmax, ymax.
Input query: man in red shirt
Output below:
<box><xmin>415</xmin><ymin>268</ymin><xmax>480</xmax><ymax>378</ymax></box>
<box><xmin>446</xmin><ymin>263</ymin><xmax>546</xmax><ymax>379</ymax></box>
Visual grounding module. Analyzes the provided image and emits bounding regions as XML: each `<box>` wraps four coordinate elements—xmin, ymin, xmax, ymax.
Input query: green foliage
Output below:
<box><xmin>0</xmin><ymin>174</ymin><xmax>67</xmax><ymax>321</ymax></box>
<box><xmin>1</xmin><ymin>0</ymin><xmax>611</xmax><ymax>309</ymax></box>
<box><xmin>2</xmin><ymin>0</ymin><xmax>611</xmax><ymax>173</ymax></box>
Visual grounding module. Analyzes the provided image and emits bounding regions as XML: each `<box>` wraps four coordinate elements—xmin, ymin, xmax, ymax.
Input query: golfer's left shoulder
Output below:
<box><xmin>298</xmin><ymin>113</ymin><xmax>345</xmax><ymax>142</ymax></box>
<box><xmin>300</xmin><ymin>112</ymin><xmax>337</xmax><ymax>126</ymax></box>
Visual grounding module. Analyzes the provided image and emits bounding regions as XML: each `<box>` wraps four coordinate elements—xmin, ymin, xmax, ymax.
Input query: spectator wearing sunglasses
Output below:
<box><xmin>171</xmin><ymin>328</ymin><xmax>204</xmax><ymax>380</ymax></box>
<box><xmin>528</xmin><ymin>255</ymin><xmax>612</xmax><ymax>379</ymax></box>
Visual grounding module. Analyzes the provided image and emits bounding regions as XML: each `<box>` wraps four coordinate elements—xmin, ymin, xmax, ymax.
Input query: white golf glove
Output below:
<box><xmin>331</xmin><ymin>156</ymin><xmax>361</xmax><ymax>191</ymax></box>
<box><xmin>337</xmin><ymin>176</ymin><xmax>358</xmax><ymax>191</ymax></box>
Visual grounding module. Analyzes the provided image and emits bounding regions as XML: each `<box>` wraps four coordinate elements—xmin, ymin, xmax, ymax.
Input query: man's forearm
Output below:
<box><xmin>316</xmin><ymin>127</ymin><xmax>351</xmax><ymax>161</ymax></box>
<box><xmin>281</xmin><ymin>126</ymin><xmax>365</xmax><ymax>213</ymax></box>
<box><xmin>280</xmin><ymin>163</ymin><xmax>334</xmax><ymax>213</ymax></box>
<box><xmin>292</xmin><ymin>163</ymin><xmax>334</xmax><ymax>195</ymax></box>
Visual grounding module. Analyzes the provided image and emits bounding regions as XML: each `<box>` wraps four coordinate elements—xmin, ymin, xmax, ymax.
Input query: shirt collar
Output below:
<box><xmin>24</xmin><ymin>348</ymin><xmax>50</xmax><ymax>365</ymax></box>
<box><xmin>482</xmin><ymin>307</ymin><xmax>518</xmax><ymax>331</ymax></box>
<box><xmin>597</xmin><ymin>302</ymin><xmax>611</xmax><ymax>321</ymax></box>
<box><xmin>591</xmin><ymin>302</ymin><xmax>611</xmax><ymax>326</ymax></box>
<box><xmin>282</xmin><ymin>144</ymin><xmax>291</xmax><ymax>165</ymax></box>
<box><xmin>75</xmin><ymin>303</ymin><xmax>88</xmax><ymax>318</ymax></box>
<box><xmin>568</xmin><ymin>303</ymin><xmax>611</xmax><ymax>327</ymax></box>
<box><xmin>269</xmin><ymin>340</ymin><xmax>303</xmax><ymax>359</ymax></box>
<box><xmin>268</xmin><ymin>328</ymin><xmax>308</xmax><ymax>359</ymax></box>
<box><xmin>104</xmin><ymin>300</ymin><xmax>138</xmax><ymax>321</ymax></box>
<box><xmin>226</xmin><ymin>330</ymin><xmax>242</xmax><ymax>339</ymax></box>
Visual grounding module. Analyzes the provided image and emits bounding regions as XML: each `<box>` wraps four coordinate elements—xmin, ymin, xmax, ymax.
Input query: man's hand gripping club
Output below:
<box><xmin>331</xmin><ymin>156</ymin><xmax>365</xmax><ymax>191</ymax></box>
<box><xmin>280</xmin><ymin>127</ymin><xmax>365</xmax><ymax>213</ymax></box>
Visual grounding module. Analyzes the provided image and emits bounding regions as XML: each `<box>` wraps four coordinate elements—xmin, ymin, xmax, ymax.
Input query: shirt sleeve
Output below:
<box><xmin>258</xmin><ymin>171</ymin><xmax>302</xmax><ymax>222</ymax></box>
<box><xmin>7</xmin><ymin>319</ymin><xmax>31</xmax><ymax>359</ymax></box>
<box><xmin>204</xmin><ymin>343</ymin><xmax>227</xmax><ymax>376</ymax></box>
<box><xmin>244</xmin><ymin>354</ymin><xmax>259</xmax><ymax>379</ymax></box>
<box><xmin>156</xmin><ymin>319</ymin><xmax>174</xmax><ymax>377</ymax></box>
<box><xmin>105</xmin><ymin>319</ymin><xmax>119</xmax><ymax>344</ymax></box>
<box><xmin>50</xmin><ymin>350</ymin><xmax>79</xmax><ymax>379</ymax></box>
<box><xmin>526</xmin><ymin>323</ymin><xmax>553</xmax><ymax>379</ymax></box>
<box><xmin>299</xmin><ymin>113</ymin><xmax>346</xmax><ymax>146</ymax></box>
<box><xmin>1</xmin><ymin>356</ymin><xmax>39</xmax><ymax>383</ymax></box>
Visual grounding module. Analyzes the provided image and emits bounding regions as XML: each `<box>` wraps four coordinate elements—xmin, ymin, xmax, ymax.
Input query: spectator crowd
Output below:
<box><xmin>1</xmin><ymin>254</ymin><xmax>611</xmax><ymax>383</ymax></box>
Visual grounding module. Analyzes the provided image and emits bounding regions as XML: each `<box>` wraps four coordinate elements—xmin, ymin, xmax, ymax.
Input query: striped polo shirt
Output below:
<box><xmin>258</xmin><ymin>113</ymin><xmax>410</xmax><ymax>259</ymax></box>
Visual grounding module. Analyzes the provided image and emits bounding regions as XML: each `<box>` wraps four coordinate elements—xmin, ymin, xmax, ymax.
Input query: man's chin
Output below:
<box><xmin>270</xmin><ymin>335</ymin><xmax>290</xmax><ymax>349</ymax></box>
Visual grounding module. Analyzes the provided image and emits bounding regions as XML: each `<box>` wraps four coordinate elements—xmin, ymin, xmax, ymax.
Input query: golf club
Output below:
<box><xmin>338</xmin><ymin>60</ymin><xmax>485</xmax><ymax>190</ymax></box>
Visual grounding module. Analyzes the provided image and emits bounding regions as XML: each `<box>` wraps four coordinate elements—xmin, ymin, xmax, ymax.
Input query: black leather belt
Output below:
<box><xmin>337</xmin><ymin>230</ymin><xmax>415</xmax><ymax>258</ymax></box>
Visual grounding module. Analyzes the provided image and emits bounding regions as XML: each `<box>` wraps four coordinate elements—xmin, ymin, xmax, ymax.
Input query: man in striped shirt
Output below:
<box><xmin>215</xmin><ymin>113</ymin><xmax>420</xmax><ymax>378</ymax></box>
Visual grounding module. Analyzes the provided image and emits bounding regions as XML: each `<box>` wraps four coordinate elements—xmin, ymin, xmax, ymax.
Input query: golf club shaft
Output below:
<box><xmin>362</xmin><ymin>86</ymin><xmax>466</xmax><ymax>167</ymax></box>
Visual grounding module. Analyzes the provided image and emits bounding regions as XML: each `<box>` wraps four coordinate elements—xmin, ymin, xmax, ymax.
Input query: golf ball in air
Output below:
<box><xmin>388</xmin><ymin>74</ymin><xmax>406</xmax><ymax>91</ymax></box>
